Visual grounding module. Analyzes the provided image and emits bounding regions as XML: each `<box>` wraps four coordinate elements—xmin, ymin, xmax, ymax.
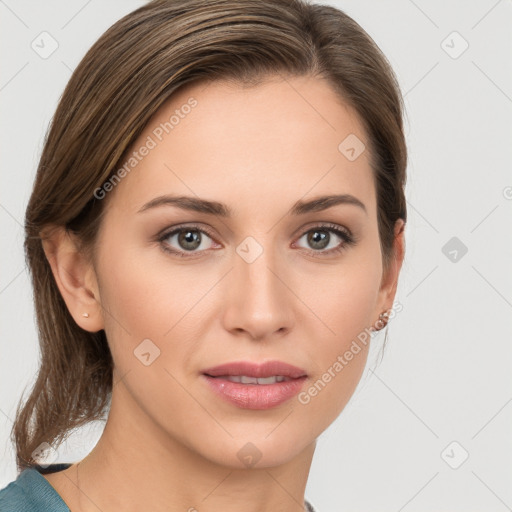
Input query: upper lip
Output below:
<box><xmin>202</xmin><ymin>360</ymin><xmax>307</xmax><ymax>379</ymax></box>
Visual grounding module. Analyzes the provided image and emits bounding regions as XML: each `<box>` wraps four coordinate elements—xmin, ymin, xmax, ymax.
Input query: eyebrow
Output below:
<box><xmin>137</xmin><ymin>193</ymin><xmax>367</xmax><ymax>216</ymax></box>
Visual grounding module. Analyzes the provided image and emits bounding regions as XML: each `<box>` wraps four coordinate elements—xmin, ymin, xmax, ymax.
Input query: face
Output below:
<box><xmin>87</xmin><ymin>75</ymin><xmax>400</xmax><ymax>468</ymax></box>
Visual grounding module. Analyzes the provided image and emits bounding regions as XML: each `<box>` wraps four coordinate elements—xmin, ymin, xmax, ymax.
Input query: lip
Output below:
<box><xmin>201</xmin><ymin>360</ymin><xmax>308</xmax><ymax>410</ymax></box>
<box><xmin>202</xmin><ymin>360</ymin><xmax>307</xmax><ymax>379</ymax></box>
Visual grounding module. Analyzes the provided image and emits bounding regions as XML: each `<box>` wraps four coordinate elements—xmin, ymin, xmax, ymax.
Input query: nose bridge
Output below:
<box><xmin>224</xmin><ymin>233</ymin><xmax>293</xmax><ymax>337</ymax></box>
<box><xmin>235</xmin><ymin>234</ymin><xmax>283</xmax><ymax>305</ymax></box>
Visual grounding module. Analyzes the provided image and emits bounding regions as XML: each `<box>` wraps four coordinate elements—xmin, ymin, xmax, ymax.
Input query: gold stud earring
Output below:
<box><xmin>378</xmin><ymin>310</ymin><xmax>390</xmax><ymax>328</ymax></box>
<box><xmin>82</xmin><ymin>312</ymin><xmax>90</xmax><ymax>318</ymax></box>
<box><xmin>379</xmin><ymin>310</ymin><xmax>390</xmax><ymax>322</ymax></box>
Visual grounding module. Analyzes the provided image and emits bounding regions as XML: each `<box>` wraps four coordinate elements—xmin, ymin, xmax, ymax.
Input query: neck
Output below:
<box><xmin>74</xmin><ymin>381</ymin><xmax>316</xmax><ymax>512</ymax></box>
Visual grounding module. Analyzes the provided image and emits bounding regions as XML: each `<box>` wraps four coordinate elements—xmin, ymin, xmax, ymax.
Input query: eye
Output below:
<box><xmin>158</xmin><ymin>224</ymin><xmax>218</xmax><ymax>257</ymax></box>
<box><xmin>294</xmin><ymin>223</ymin><xmax>356</xmax><ymax>256</ymax></box>
<box><xmin>157</xmin><ymin>222</ymin><xmax>356</xmax><ymax>259</ymax></box>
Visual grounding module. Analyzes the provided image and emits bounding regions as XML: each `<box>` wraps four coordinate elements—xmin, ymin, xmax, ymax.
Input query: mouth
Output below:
<box><xmin>206</xmin><ymin>375</ymin><xmax>294</xmax><ymax>384</ymax></box>
<box><xmin>201</xmin><ymin>360</ymin><xmax>308</xmax><ymax>410</ymax></box>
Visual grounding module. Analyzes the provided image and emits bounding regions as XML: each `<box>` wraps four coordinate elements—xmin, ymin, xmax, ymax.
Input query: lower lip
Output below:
<box><xmin>202</xmin><ymin>375</ymin><xmax>307</xmax><ymax>410</ymax></box>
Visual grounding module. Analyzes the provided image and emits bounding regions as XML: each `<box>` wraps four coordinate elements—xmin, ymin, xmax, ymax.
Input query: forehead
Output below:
<box><xmin>105</xmin><ymin>75</ymin><xmax>376</xmax><ymax>218</ymax></box>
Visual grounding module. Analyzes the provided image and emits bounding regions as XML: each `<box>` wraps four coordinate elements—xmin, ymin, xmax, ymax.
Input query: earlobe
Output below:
<box><xmin>41</xmin><ymin>225</ymin><xmax>104</xmax><ymax>332</ymax></box>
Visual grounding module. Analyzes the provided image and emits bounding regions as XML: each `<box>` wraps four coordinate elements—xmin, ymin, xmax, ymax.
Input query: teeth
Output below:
<box><xmin>240</xmin><ymin>375</ymin><xmax>258</xmax><ymax>384</ymax></box>
<box><xmin>220</xmin><ymin>375</ymin><xmax>290</xmax><ymax>384</ymax></box>
<box><xmin>224</xmin><ymin>375</ymin><xmax>241</xmax><ymax>383</ymax></box>
<box><xmin>257</xmin><ymin>376</ymin><xmax>280</xmax><ymax>384</ymax></box>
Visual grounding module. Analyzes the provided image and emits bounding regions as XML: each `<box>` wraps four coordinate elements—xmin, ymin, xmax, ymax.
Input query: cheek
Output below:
<box><xmin>96</xmin><ymin>238</ymin><xmax>177</xmax><ymax>336</ymax></box>
<box><xmin>297</xmin><ymin>242</ymin><xmax>382</xmax><ymax>346</ymax></box>
<box><xmin>293</xmin><ymin>254</ymin><xmax>381</xmax><ymax>428</ymax></box>
<box><xmin>93</xmin><ymin>245</ymin><xmax>208</xmax><ymax>433</ymax></box>
<box><xmin>94</xmin><ymin>238</ymin><xmax>210</xmax><ymax>382</ymax></box>
<box><xmin>92</xmin><ymin>239</ymin><xmax>165</xmax><ymax>376</ymax></box>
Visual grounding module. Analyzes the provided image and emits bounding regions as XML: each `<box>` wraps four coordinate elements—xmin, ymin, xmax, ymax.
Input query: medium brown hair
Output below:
<box><xmin>13</xmin><ymin>0</ymin><xmax>407</xmax><ymax>472</ymax></box>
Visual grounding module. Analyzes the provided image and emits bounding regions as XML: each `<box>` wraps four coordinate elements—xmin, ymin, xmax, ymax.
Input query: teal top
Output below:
<box><xmin>0</xmin><ymin>464</ymin><xmax>72</xmax><ymax>511</ymax></box>
<box><xmin>0</xmin><ymin>463</ymin><xmax>317</xmax><ymax>511</ymax></box>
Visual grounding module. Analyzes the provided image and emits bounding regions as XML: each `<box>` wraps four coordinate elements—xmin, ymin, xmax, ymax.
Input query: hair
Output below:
<box><xmin>12</xmin><ymin>0</ymin><xmax>407</xmax><ymax>473</ymax></box>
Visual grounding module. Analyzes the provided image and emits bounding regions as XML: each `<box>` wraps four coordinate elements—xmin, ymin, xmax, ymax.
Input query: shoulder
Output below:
<box><xmin>0</xmin><ymin>470</ymin><xmax>44</xmax><ymax>512</ymax></box>
<box><xmin>0</xmin><ymin>465</ymin><xmax>71</xmax><ymax>512</ymax></box>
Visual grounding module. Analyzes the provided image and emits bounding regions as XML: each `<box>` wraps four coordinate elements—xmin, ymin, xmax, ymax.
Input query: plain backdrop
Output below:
<box><xmin>1</xmin><ymin>1</ymin><xmax>511</xmax><ymax>510</ymax></box>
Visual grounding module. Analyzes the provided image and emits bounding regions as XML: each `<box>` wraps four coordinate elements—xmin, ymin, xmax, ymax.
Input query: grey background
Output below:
<box><xmin>1</xmin><ymin>1</ymin><xmax>511</xmax><ymax>510</ymax></box>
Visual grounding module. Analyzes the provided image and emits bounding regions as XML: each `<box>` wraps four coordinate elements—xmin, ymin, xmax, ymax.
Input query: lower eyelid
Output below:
<box><xmin>294</xmin><ymin>228</ymin><xmax>354</xmax><ymax>252</ymax></box>
<box><xmin>158</xmin><ymin>224</ymin><xmax>355</xmax><ymax>256</ymax></box>
<box><xmin>159</xmin><ymin>228</ymin><xmax>217</xmax><ymax>251</ymax></box>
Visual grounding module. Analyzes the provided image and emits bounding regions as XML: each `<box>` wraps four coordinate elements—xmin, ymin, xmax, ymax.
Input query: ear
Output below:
<box><xmin>41</xmin><ymin>225</ymin><xmax>104</xmax><ymax>332</ymax></box>
<box><xmin>374</xmin><ymin>219</ymin><xmax>406</xmax><ymax>325</ymax></box>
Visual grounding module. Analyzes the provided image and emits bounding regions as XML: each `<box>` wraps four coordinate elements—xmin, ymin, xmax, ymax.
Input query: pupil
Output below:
<box><xmin>309</xmin><ymin>230</ymin><xmax>328</xmax><ymax>250</ymax></box>
<box><xmin>179</xmin><ymin>230</ymin><xmax>201</xmax><ymax>250</ymax></box>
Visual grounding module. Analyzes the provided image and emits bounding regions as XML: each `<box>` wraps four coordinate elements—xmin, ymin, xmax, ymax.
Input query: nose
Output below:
<box><xmin>221</xmin><ymin>238</ymin><xmax>295</xmax><ymax>342</ymax></box>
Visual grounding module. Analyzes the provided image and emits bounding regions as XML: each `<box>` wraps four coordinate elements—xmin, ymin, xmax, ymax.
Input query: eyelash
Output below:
<box><xmin>157</xmin><ymin>222</ymin><xmax>357</xmax><ymax>259</ymax></box>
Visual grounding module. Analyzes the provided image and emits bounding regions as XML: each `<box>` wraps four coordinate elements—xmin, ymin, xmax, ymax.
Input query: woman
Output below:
<box><xmin>0</xmin><ymin>0</ymin><xmax>406</xmax><ymax>510</ymax></box>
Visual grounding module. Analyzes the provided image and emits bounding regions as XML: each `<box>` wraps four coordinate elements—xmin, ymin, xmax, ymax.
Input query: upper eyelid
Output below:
<box><xmin>158</xmin><ymin>223</ymin><xmax>216</xmax><ymax>241</ymax></box>
<box><xmin>158</xmin><ymin>222</ymin><xmax>353</xmax><ymax>245</ymax></box>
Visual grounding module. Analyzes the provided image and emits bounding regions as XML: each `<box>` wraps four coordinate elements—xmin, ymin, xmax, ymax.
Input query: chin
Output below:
<box><xmin>193</xmin><ymin>426</ymin><xmax>316</xmax><ymax>470</ymax></box>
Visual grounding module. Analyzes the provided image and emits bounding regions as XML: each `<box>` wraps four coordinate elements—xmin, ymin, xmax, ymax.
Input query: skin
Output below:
<box><xmin>41</xmin><ymin>75</ymin><xmax>405</xmax><ymax>512</ymax></box>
